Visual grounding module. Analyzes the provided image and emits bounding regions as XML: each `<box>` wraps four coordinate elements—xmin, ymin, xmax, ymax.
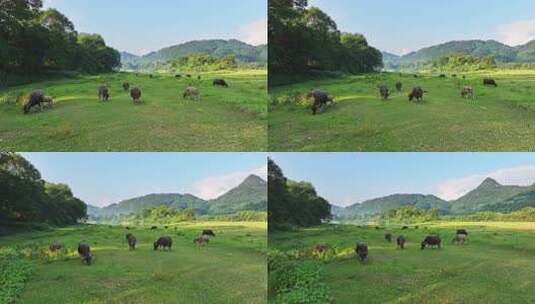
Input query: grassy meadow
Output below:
<box><xmin>269</xmin><ymin>222</ymin><xmax>535</xmax><ymax>304</ymax></box>
<box><xmin>0</xmin><ymin>221</ymin><xmax>267</xmax><ymax>304</ymax></box>
<box><xmin>269</xmin><ymin>70</ymin><xmax>535</xmax><ymax>151</ymax></box>
<box><xmin>0</xmin><ymin>70</ymin><xmax>267</xmax><ymax>151</ymax></box>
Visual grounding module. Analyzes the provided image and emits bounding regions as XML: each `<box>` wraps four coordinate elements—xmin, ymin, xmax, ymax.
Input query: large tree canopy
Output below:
<box><xmin>269</xmin><ymin>0</ymin><xmax>383</xmax><ymax>83</ymax></box>
<box><xmin>268</xmin><ymin>158</ymin><xmax>331</xmax><ymax>230</ymax></box>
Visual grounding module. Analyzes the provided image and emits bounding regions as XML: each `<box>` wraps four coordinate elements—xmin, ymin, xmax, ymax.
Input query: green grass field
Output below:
<box><xmin>269</xmin><ymin>70</ymin><xmax>535</xmax><ymax>151</ymax></box>
<box><xmin>269</xmin><ymin>222</ymin><xmax>535</xmax><ymax>303</ymax></box>
<box><xmin>0</xmin><ymin>221</ymin><xmax>267</xmax><ymax>304</ymax></box>
<box><xmin>0</xmin><ymin>70</ymin><xmax>267</xmax><ymax>151</ymax></box>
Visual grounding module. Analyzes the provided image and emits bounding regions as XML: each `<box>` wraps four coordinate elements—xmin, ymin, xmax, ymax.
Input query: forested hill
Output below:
<box><xmin>120</xmin><ymin>39</ymin><xmax>267</xmax><ymax>70</ymax></box>
<box><xmin>334</xmin><ymin>178</ymin><xmax>535</xmax><ymax>221</ymax></box>
<box><xmin>383</xmin><ymin>39</ymin><xmax>535</xmax><ymax>70</ymax></box>
<box><xmin>88</xmin><ymin>175</ymin><xmax>267</xmax><ymax>221</ymax></box>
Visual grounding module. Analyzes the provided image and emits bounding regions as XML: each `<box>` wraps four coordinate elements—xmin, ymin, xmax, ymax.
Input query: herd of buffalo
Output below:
<box><xmin>21</xmin><ymin>74</ymin><xmax>230</xmax><ymax>114</ymax></box>
<box><xmin>307</xmin><ymin>75</ymin><xmax>499</xmax><ymax>115</ymax></box>
<box><xmin>48</xmin><ymin>228</ymin><xmax>217</xmax><ymax>266</ymax></box>
<box><xmin>314</xmin><ymin>228</ymin><xmax>470</xmax><ymax>263</ymax></box>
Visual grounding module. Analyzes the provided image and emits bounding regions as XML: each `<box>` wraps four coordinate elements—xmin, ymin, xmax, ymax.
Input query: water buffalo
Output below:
<box><xmin>194</xmin><ymin>235</ymin><xmax>210</xmax><ymax>246</ymax></box>
<box><xmin>379</xmin><ymin>85</ymin><xmax>390</xmax><ymax>100</ymax></box>
<box><xmin>126</xmin><ymin>233</ymin><xmax>137</xmax><ymax>250</ymax></box>
<box><xmin>202</xmin><ymin>229</ymin><xmax>215</xmax><ymax>237</ymax></box>
<box><xmin>421</xmin><ymin>235</ymin><xmax>441</xmax><ymax>250</ymax></box>
<box><xmin>439</xmin><ymin>74</ymin><xmax>446</xmax><ymax>78</ymax></box>
<box><xmin>456</xmin><ymin>229</ymin><xmax>468</xmax><ymax>236</ymax></box>
<box><xmin>130</xmin><ymin>87</ymin><xmax>142</xmax><ymax>103</ymax></box>
<box><xmin>355</xmin><ymin>242</ymin><xmax>368</xmax><ymax>262</ymax></box>
<box><xmin>409</xmin><ymin>87</ymin><xmax>424</xmax><ymax>102</ymax></box>
<box><xmin>183</xmin><ymin>86</ymin><xmax>201</xmax><ymax>101</ymax></box>
<box><xmin>307</xmin><ymin>89</ymin><xmax>334</xmax><ymax>115</ymax></box>
<box><xmin>154</xmin><ymin>236</ymin><xmax>172</xmax><ymax>250</ymax></box>
<box><xmin>395</xmin><ymin>81</ymin><xmax>402</xmax><ymax>92</ymax></box>
<box><xmin>401</xmin><ymin>226</ymin><xmax>409</xmax><ymax>230</ymax></box>
<box><xmin>149</xmin><ymin>74</ymin><xmax>153</xmax><ymax>78</ymax></box>
<box><xmin>452</xmin><ymin>233</ymin><xmax>467</xmax><ymax>245</ymax></box>
<box><xmin>23</xmin><ymin>90</ymin><xmax>46</xmax><ymax>114</ymax></box>
<box><xmin>314</xmin><ymin>243</ymin><xmax>329</xmax><ymax>254</ymax></box>
<box><xmin>122</xmin><ymin>82</ymin><xmax>130</xmax><ymax>92</ymax></box>
<box><xmin>186</xmin><ymin>74</ymin><xmax>192</xmax><ymax>78</ymax></box>
<box><xmin>49</xmin><ymin>242</ymin><xmax>63</xmax><ymax>252</ymax></box>
<box><xmin>397</xmin><ymin>235</ymin><xmax>406</xmax><ymax>249</ymax></box>
<box><xmin>385</xmin><ymin>232</ymin><xmax>392</xmax><ymax>242</ymax></box>
<box><xmin>197</xmin><ymin>75</ymin><xmax>201</xmax><ymax>80</ymax></box>
<box><xmin>98</xmin><ymin>86</ymin><xmax>109</xmax><ymax>101</ymax></box>
<box><xmin>461</xmin><ymin>86</ymin><xmax>474</xmax><ymax>99</ymax></box>
<box><xmin>175</xmin><ymin>74</ymin><xmax>182</xmax><ymax>78</ymax></box>
<box><xmin>151</xmin><ymin>226</ymin><xmax>157</xmax><ymax>230</ymax></box>
<box><xmin>483</xmin><ymin>78</ymin><xmax>497</xmax><ymax>87</ymax></box>
<box><xmin>77</xmin><ymin>242</ymin><xmax>92</xmax><ymax>265</ymax></box>
<box><xmin>452</xmin><ymin>74</ymin><xmax>457</xmax><ymax>78</ymax></box>
<box><xmin>213</xmin><ymin>79</ymin><xmax>229</xmax><ymax>87</ymax></box>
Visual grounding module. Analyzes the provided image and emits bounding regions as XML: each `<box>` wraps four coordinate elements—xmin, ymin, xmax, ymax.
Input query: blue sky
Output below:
<box><xmin>270</xmin><ymin>153</ymin><xmax>535</xmax><ymax>207</ymax></box>
<box><xmin>21</xmin><ymin>153</ymin><xmax>267</xmax><ymax>207</ymax></box>
<box><xmin>43</xmin><ymin>0</ymin><xmax>267</xmax><ymax>55</ymax></box>
<box><xmin>311</xmin><ymin>0</ymin><xmax>535</xmax><ymax>55</ymax></box>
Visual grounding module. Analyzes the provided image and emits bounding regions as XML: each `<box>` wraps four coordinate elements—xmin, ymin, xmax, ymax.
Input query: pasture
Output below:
<box><xmin>269</xmin><ymin>70</ymin><xmax>535</xmax><ymax>151</ymax></box>
<box><xmin>0</xmin><ymin>221</ymin><xmax>267</xmax><ymax>304</ymax></box>
<box><xmin>0</xmin><ymin>70</ymin><xmax>267</xmax><ymax>151</ymax></box>
<box><xmin>269</xmin><ymin>222</ymin><xmax>535</xmax><ymax>303</ymax></box>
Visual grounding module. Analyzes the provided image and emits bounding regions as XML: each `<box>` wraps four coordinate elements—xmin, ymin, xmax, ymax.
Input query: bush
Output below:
<box><xmin>0</xmin><ymin>248</ymin><xmax>34</xmax><ymax>303</ymax></box>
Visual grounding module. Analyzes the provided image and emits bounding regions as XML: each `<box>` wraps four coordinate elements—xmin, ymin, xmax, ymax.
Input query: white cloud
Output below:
<box><xmin>436</xmin><ymin>165</ymin><xmax>535</xmax><ymax>200</ymax></box>
<box><xmin>239</xmin><ymin>18</ymin><xmax>267</xmax><ymax>45</ymax></box>
<box><xmin>498</xmin><ymin>19</ymin><xmax>535</xmax><ymax>46</ymax></box>
<box><xmin>191</xmin><ymin>164</ymin><xmax>267</xmax><ymax>200</ymax></box>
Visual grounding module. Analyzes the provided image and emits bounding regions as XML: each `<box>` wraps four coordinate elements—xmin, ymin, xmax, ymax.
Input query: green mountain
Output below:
<box><xmin>515</xmin><ymin>40</ymin><xmax>535</xmax><ymax>62</ymax></box>
<box><xmin>449</xmin><ymin>178</ymin><xmax>535</xmax><ymax>214</ymax></box>
<box><xmin>87</xmin><ymin>175</ymin><xmax>266</xmax><ymax>220</ymax></box>
<box><xmin>120</xmin><ymin>39</ymin><xmax>267</xmax><ymax>70</ymax></box>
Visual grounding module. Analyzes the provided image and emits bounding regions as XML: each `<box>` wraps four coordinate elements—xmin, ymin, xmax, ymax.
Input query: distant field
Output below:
<box><xmin>269</xmin><ymin>222</ymin><xmax>535</xmax><ymax>303</ymax></box>
<box><xmin>269</xmin><ymin>70</ymin><xmax>535</xmax><ymax>151</ymax></box>
<box><xmin>0</xmin><ymin>70</ymin><xmax>267</xmax><ymax>151</ymax></box>
<box><xmin>0</xmin><ymin>221</ymin><xmax>267</xmax><ymax>304</ymax></box>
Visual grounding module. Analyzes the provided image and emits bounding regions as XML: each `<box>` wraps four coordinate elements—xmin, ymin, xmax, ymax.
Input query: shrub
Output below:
<box><xmin>0</xmin><ymin>247</ymin><xmax>34</xmax><ymax>303</ymax></box>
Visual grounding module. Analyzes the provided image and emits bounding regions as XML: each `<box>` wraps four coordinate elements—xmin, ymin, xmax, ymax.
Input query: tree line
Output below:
<box><xmin>0</xmin><ymin>152</ymin><xmax>87</xmax><ymax>226</ymax></box>
<box><xmin>268</xmin><ymin>0</ymin><xmax>383</xmax><ymax>84</ymax></box>
<box><xmin>268</xmin><ymin>158</ymin><xmax>331</xmax><ymax>230</ymax></box>
<box><xmin>0</xmin><ymin>0</ymin><xmax>120</xmax><ymax>85</ymax></box>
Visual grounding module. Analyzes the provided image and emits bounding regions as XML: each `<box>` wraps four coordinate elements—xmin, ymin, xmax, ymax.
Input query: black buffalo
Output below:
<box><xmin>130</xmin><ymin>87</ymin><xmax>142</xmax><ymax>103</ymax></box>
<box><xmin>151</xmin><ymin>226</ymin><xmax>158</xmax><ymax>230</ymax></box>
<box><xmin>395</xmin><ymin>81</ymin><xmax>402</xmax><ymax>92</ymax></box>
<box><xmin>409</xmin><ymin>87</ymin><xmax>424</xmax><ymax>102</ymax></box>
<box><xmin>355</xmin><ymin>242</ymin><xmax>368</xmax><ymax>262</ymax></box>
<box><xmin>456</xmin><ymin>229</ymin><xmax>468</xmax><ymax>236</ymax></box>
<box><xmin>49</xmin><ymin>242</ymin><xmax>63</xmax><ymax>252</ymax></box>
<box><xmin>154</xmin><ymin>236</ymin><xmax>172</xmax><ymax>250</ymax></box>
<box><xmin>126</xmin><ymin>233</ymin><xmax>137</xmax><ymax>250</ymax></box>
<box><xmin>122</xmin><ymin>82</ymin><xmax>130</xmax><ymax>92</ymax></box>
<box><xmin>23</xmin><ymin>90</ymin><xmax>46</xmax><ymax>113</ymax></box>
<box><xmin>202</xmin><ymin>229</ymin><xmax>215</xmax><ymax>237</ymax></box>
<box><xmin>213</xmin><ymin>79</ymin><xmax>229</xmax><ymax>87</ymax></box>
<box><xmin>397</xmin><ymin>235</ymin><xmax>406</xmax><ymax>249</ymax></box>
<box><xmin>175</xmin><ymin>74</ymin><xmax>182</xmax><ymax>78</ymax></box>
<box><xmin>385</xmin><ymin>232</ymin><xmax>392</xmax><ymax>242</ymax></box>
<box><xmin>98</xmin><ymin>86</ymin><xmax>109</xmax><ymax>101</ymax></box>
<box><xmin>78</xmin><ymin>242</ymin><xmax>92</xmax><ymax>265</ymax></box>
<box><xmin>401</xmin><ymin>226</ymin><xmax>409</xmax><ymax>230</ymax></box>
<box><xmin>379</xmin><ymin>85</ymin><xmax>390</xmax><ymax>100</ymax></box>
<box><xmin>483</xmin><ymin>78</ymin><xmax>497</xmax><ymax>87</ymax></box>
<box><xmin>307</xmin><ymin>90</ymin><xmax>334</xmax><ymax>115</ymax></box>
<box><xmin>439</xmin><ymin>74</ymin><xmax>446</xmax><ymax>78</ymax></box>
<box><xmin>421</xmin><ymin>235</ymin><xmax>441</xmax><ymax>250</ymax></box>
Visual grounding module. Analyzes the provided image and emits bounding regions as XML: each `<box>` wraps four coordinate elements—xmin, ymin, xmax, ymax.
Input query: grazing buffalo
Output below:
<box><xmin>379</xmin><ymin>85</ymin><xmax>390</xmax><ymax>100</ymax></box>
<box><xmin>202</xmin><ymin>229</ymin><xmax>216</xmax><ymax>237</ymax></box>
<box><xmin>355</xmin><ymin>242</ymin><xmax>368</xmax><ymax>262</ymax></box>
<box><xmin>98</xmin><ymin>86</ymin><xmax>110</xmax><ymax>101</ymax></box>
<box><xmin>186</xmin><ymin>74</ymin><xmax>192</xmax><ymax>78</ymax></box>
<box><xmin>122</xmin><ymin>82</ymin><xmax>130</xmax><ymax>92</ymax></box>
<box><xmin>77</xmin><ymin>242</ymin><xmax>92</xmax><ymax>265</ymax></box>
<box><xmin>483</xmin><ymin>78</ymin><xmax>498</xmax><ymax>87</ymax></box>
<box><xmin>413</xmin><ymin>74</ymin><xmax>419</xmax><ymax>78</ymax></box>
<box><xmin>213</xmin><ymin>79</ymin><xmax>229</xmax><ymax>87</ymax></box>
<box><xmin>439</xmin><ymin>74</ymin><xmax>446</xmax><ymax>78</ymax></box>
<box><xmin>183</xmin><ymin>86</ymin><xmax>201</xmax><ymax>101</ymax></box>
<box><xmin>395</xmin><ymin>81</ymin><xmax>402</xmax><ymax>92</ymax></box>
<box><xmin>421</xmin><ymin>235</ymin><xmax>441</xmax><ymax>250</ymax></box>
<box><xmin>126</xmin><ymin>233</ymin><xmax>137</xmax><ymax>250</ymax></box>
<box><xmin>151</xmin><ymin>226</ymin><xmax>158</xmax><ymax>230</ymax></box>
<box><xmin>452</xmin><ymin>233</ymin><xmax>467</xmax><ymax>245</ymax></box>
<box><xmin>314</xmin><ymin>243</ymin><xmax>329</xmax><ymax>254</ymax></box>
<box><xmin>154</xmin><ymin>236</ymin><xmax>172</xmax><ymax>250</ymax></box>
<box><xmin>397</xmin><ymin>235</ymin><xmax>406</xmax><ymax>249</ymax></box>
<box><xmin>149</xmin><ymin>74</ymin><xmax>153</xmax><ymax>78</ymax></box>
<box><xmin>461</xmin><ymin>86</ymin><xmax>474</xmax><ymax>99</ymax></box>
<box><xmin>194</xmin><ymin>235</ymin><xmax>210</xmax><ymax>246</ymax></box>
<box><xmin>385</xmin><ymin>232</ymin><xmax>392</xmax><ymax>242</ymax></box>
<box><xmin>197</xmin><ymin>75</ymin><xmax>201</xmax><ymax>80</ymax></box>
<box><xmin>175</xmin><ymin>74</ymin><xmax>182</xmax><ymax>78</ymax></box>
<box><xmin>401</xmin><ymin>226</ymin><xmax>409</xmax><ymax>230</ymax></box>
<box><xmin>49</xmin><ymin>242</ymin><xmax>63</xmax><ymax>252</ymax></box>
<box><xmin>307</xmin><ymin>89</ymin><xmax>334</xmax><ymax>115</ymax></box>
<box><xmin>130</xmin><ymin>87</ymin><xmax>142</xmax><ymax>103</ymax></box>
<box><xmin>408</xmin><ymin>87</ymin><xmax>424</xmax><ymax>102</ymax></box>
<box><xmin>125</xmin><ymin>226</ymin><xmax>130</xmax><ymax>230</ymax></box>
<box><xmin>456</xmin><ymin>229</ymin><xmax>468</xmax><ymax>236</ymax></box>
<box><xmin>23</xmin><ymin>90</ymin><xmax>46</xmax><ymax>114</ymax></box>
<box><xmin>452</xmin><ymin>74</ymin><xmax>457</xmax><ymax>78</ymax></box>
<box><xmin>164</xmin><ymin>226</ymin><xmax>169</xmax><ymax>229</ymax></box>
